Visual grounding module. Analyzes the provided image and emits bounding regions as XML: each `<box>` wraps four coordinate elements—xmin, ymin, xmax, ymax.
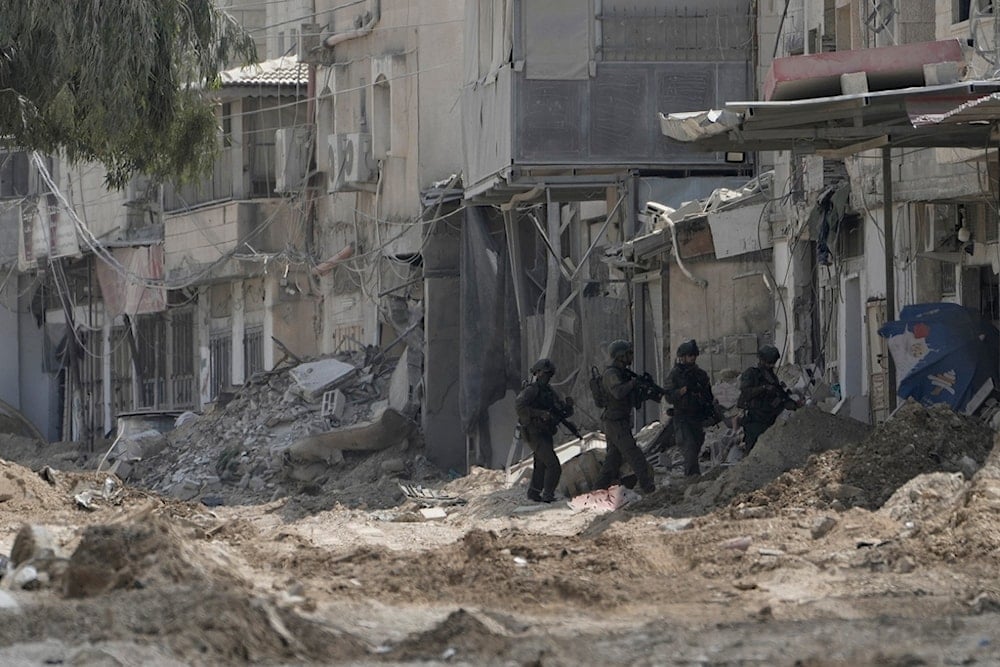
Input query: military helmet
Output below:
<box><xmin>758</xmin><ymin>345</ymin><xmax>780</xmax><ymax>364</ymax></box>
<box><xmin>607</xmin><ymin>339</ymin><xmax>633</xmax><ymax>360</ymax></box>
<box><xmin>530</xmin><ymin>358</ymin><xmax>556</xmax><ymax>375</ymax></box>
<box><xmin>677</xmin><ymin>339</ymin><xmax>699</xmax><ymax>357</ymax></box>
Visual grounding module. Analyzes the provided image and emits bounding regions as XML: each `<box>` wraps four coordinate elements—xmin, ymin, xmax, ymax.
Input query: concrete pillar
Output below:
<box><xmin>772</xmin><ymin>236</ymin><xmax>815</xmax><ymax>365</ymax></box>
<box><xmin>423</xmin><ymin>211</ymin><xmax>464</xmax><ymax>473</ymax></box>
<box><xmin>197</xmin><ymin>286</ymin><xmax>211</xmax><ymax>407</ymax></box>
<box><xmin>102</xmin><ymin>318</ymin><xmax>112</xmax><ymax>434</ymax></box>
<box><xmin>232</xmin><ymin>280</ymin><xmax>245</xmax><ymax>385</ymax></box>
<box><xmin>230</xmin><ymin>100</ymin><xmax>245</xmax><ymax>199</ymax></box>
<box><xmin>263</xmin><ymin>274</ymin><xmax>276</xmax><ymax>371</ymax></box>
<box><xmin>0</xmin><ymin>284</ymin><xmax>18</xmax><ymax>409</ymax></box>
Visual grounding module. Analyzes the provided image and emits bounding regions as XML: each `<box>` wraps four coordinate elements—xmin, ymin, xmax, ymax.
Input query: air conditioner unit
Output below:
<box><xmin>327</xmin><ymin>132</ymin><xmax>376</xmax><ymax>193</ymax></box>
<box><xmin>274</xmin><ymin>127</ymin><xmax>311</xmax><ymax>193</ymax></box>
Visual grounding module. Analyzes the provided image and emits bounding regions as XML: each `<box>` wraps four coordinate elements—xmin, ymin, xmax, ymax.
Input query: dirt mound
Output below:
<box><xmin>0</xmin><ymin>587</ymin><xmax>369</xmax><ymax>666</ymax></box>
<box><xmin>639</xmin><ymin>407</ymin><xmax>872</xmax><ymax>516</ymax></box>
<box><xmin>295</xmin><ymin>527</ymin><xmax>660</xmax><ymax>610</ymax></box>
<box><xmin>0</xmin><ymin>459</ymin><xmax>72</xmax><ymax>516</ymax></box>
<box><xmin>389</xmin><ymin>608</ymin><xmax>514</xmax><ymax>662</ymax></box>
<box><xmin>738</xmin><ymin>401</ymin><xmax>994</xmax><ymax>512</ymax></box>
<box><xmin>63</xmin><ymin>514</ymin><xmax>245</xmax><ymax>597</ymax></box>
<box><xmin>917</xmin><ymin>434</ymin><xmax>1000</xmax><ymax>562</ymax></box>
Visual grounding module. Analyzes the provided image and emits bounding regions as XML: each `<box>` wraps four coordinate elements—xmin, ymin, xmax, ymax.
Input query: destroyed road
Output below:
<box><xmin>0</xmin><ymin>399</ymin><xmax>997</xmax><ymax>665</ymax></box>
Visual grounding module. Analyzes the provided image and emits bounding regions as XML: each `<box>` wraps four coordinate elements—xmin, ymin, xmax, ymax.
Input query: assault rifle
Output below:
<box><xmin>548</xmin><ymin>399</ymin><xmax>584</xmax><ymax>440</ymax></box>
<box><xmin>625</xmin><ymin>368</ymin><xmax>666</xmax><ymax>402</ymax></box>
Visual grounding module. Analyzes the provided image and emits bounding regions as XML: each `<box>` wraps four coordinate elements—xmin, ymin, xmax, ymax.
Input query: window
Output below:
<box><xmin>838</xmin><ymin>214</ymin><xmax>864</xmax><ymax>258</ymax></box>
<box><xmin>222</xmin><ymin>103</ymin><xmax>233</xmax><ymax>148</ymax></box>
<box><xmin>956</xmin><ymin>0</ymin><xmax>992</xmax><ymax>23</ymax></box>
<box><xmin>171</xmin><ymin>308</ymin><xmax>195</xmax><ymax>406</ymax></box>
<box><xmin>209</xmin><ymin>332</ymin><xmax>232</xmax><ymax>399</ymax></box>
<box><xmin>244</xmin><ymin>325</ymin><xmax>264</xmax><ymax>378</ymax></box>
<box><xmin>0</xmin><ymin>151</ymin><xmax>30</xmax><ymax>198</ymax></box>
<box><xmin>941</xmin><ymin>262</ymin><xmax>957</xmax><ymax>296</ymax></box>
<box><xmin>136</xmin><ymin>315</ymin><xmax>167</xmax><ymax>408</ymax></box>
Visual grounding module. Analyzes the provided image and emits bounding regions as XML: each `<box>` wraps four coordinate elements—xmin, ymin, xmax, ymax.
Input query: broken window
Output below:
<box><xmin>956</xmin><ymin>0</ymin><xmax>993</xmax><ymax>23</ymax></box>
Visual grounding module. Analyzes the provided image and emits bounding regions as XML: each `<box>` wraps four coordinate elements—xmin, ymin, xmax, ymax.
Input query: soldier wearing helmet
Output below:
<box><xmin>663</xmin><ymin>339</ymin><xmax>716</xmax><ymax>476</ymax></box>
<box><xmin>593</xmin><ymin>340</ymin><xmax>659</xmax><ymax>494</ymax></box>
<box><xmin>737</xmin><ymin>345</ymin><xmax>800</xmax><ymax>452</ymax></box>
<box><xmin>515</xmin><ymin>357</ymin><xmax>573</xmax><ymax>503</ymax></box>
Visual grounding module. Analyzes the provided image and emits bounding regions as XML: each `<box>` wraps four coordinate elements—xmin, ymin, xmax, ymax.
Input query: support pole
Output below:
<box><xmin>882</xmin><ymin>146</ymin><xmax>897</xmax><ymax>411</ymax></box>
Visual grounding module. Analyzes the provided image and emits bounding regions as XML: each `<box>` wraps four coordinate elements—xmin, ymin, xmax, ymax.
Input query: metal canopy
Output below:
<box><xmin>660</xmin><ymin>81</ymin><xmax>1000</xmax><ymax>154</ymax></box>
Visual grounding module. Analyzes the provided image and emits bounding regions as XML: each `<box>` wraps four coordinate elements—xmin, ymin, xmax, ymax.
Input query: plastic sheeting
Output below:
<box><xmin>878</xmin><ymin>302</ymin><xmax>1000</xmax><ymax>413</ymax></box>
<box><xmin>459</xmin><ymin>207</ymin><xmax>521</xmax><ymax>436</ymax></box>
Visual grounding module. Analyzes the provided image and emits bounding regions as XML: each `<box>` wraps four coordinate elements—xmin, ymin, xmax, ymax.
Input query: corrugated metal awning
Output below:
<box><xmin>661</xmin><ymin>80</ymin><xmax>1000</xmax><ymax>155</ymax></box>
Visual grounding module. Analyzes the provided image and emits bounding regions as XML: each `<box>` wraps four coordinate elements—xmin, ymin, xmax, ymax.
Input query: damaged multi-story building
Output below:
<box><xmin>2</xmin><ymin>0</ymin><xmax>764</xmax><ymax>475</ymax></box>
<box><xmin>662</xmin><ymin>0</ymin><xmax>1000</xmax><ymax>424</ymax></box>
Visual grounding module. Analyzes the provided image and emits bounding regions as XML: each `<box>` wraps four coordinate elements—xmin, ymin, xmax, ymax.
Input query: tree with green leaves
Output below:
<box><xmin>0</xmin><ymin>0</ymin><xmax>256</xmax><ymax>188</ymax></box>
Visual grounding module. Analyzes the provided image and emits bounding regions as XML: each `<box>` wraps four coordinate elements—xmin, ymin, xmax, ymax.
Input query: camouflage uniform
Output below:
<box><xmin>595</xmin><ymin>363</ymin><xmax>656</xmax><ymax>493</ymax></box>
<box><xmin>515</xmin><ymin>372</ymin><xmax>568</xmax><ymax>501</ymax></box>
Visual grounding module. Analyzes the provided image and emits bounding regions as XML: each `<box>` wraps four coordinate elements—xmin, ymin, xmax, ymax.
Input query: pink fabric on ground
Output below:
<box><xmin>567</xmin><ymin>485</ymin><xmax>639</xmax><ymax>512</ymax></box>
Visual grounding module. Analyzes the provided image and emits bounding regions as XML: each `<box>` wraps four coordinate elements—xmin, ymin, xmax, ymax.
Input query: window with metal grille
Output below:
<box><xmin>111</xmin><ymin>326</ymin><xmax>134</xmax><ymax>415</ymax></box>
<box><xmin>171</xmin><ymin>308</ymin><xmax>195</xmax><ymax>407</ymax></box>
<box><xmin>209</xmin><ymin>332</ymin><xmax>232</xmax><ymax>399</ymax></box>
<box><xmin>76</xmin><ymin>326</ymin><xmax>103</xmax><ymax>442</ymax></box>
<box><xmin>244</xmin><ymin>325</ymin><xmax>264</xmax><ymax>378</ymax></box>
<box><xmin>136</xmin><ymin>315</ymin><xmax>166</xmax><ymax>408</ymax></box>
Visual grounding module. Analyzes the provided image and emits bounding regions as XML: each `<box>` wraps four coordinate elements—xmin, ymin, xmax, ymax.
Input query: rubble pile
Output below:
<box><xmin>119</xmin><ymin>351</ymin><xmax>436</xmax><ymax>508</ymax></box>
<box><xmin>912</xmin><ymin>436</ymin><xmax>1000</xmax><ymax>562</ymax></box>
<box><xmin>738</xmin><ymin>401</ymin><xmax>994</xmax><ymax>512</ymax></box>
<box><xmin>644</xmin><ymin>407</ymin><xmax>872</xmax><ymax>516</ymax></box>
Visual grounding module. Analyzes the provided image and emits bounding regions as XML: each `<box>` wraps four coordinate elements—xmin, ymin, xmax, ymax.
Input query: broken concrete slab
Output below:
<box><xmin>288</xmin><ymin>358</ymin><xmax>357</xmax><ymax>400</ymax></box>
<box><xmin>288</xmin><ymin>406</ymin><xmax>415</xmax><ymax>460</ymax></box>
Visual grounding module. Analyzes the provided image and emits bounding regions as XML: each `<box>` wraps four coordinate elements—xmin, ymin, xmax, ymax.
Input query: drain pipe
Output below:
<box><xmin>323</xmin><ymin>0</ymin><xmax>381</xmax><ymax>49</ymax></box>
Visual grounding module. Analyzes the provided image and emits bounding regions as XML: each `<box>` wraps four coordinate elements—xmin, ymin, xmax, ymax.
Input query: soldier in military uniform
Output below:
<box><xmin>594</xmin><ymin>340</ymin><xmax>659</xmax><ymax>494</ymax></box>
<box><xmin>515</xmin><ymin>358</ymin><xmax>573</xmax><ymax>503</ymax></box>
<box><xmin>738</xmin><ymin>345</ymin><xmax>800</xmax><ymax>452</ymax></box>
<box><xmin>663</xmin><ymin>340</ymin><xmax>715</xmax><ymax>477</ymax></box>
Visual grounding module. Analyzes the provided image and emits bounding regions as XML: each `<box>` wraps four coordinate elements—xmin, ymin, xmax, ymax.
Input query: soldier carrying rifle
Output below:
<box><xmin>663</xmin><ymin>340</ymin><xmax>715</xmax><ymax>477</ymax></box>
<box><xmin>737</xmin><ymin>345</ymin><xmax>801</xmax><ymax>453</ymax></box>
<box><xmin>515</xmin><ymin>358</ymin><xmax>576</xmax><ymax>503</ymax></box>
<box><xmin>593</xmin><ymin>340</ymin><xmax>661</xmax><ymax>494</ymax></box>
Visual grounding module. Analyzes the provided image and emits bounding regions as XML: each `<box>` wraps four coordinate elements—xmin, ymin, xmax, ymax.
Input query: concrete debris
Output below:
<box><xmin>289</xmin><ymin>404</ymin><xmax>415</xmax><ymax>456</ymax></box>
<box><xmin>11</xmin><ymin>525</ymin><xmax>54</xmax><ymax>567</ymax></box>
<box><xmin>398</xmin><ymin>483</ymin><xmax>465</xmax><ymax>507</ymax></box>
<box><xmin>120</xmin><ymin>349</ymin><xmax>427</xmax><ymax>508</ymax></box>
<box><xmin>289</xmin><ymin>358</ymin><xmax>358</xmax><ymax>400</ymax></box>
<box><xmin>418</xmin><ymin>507</ymin><xmax>447</xmax><ymax>520</ymax></box>
<box><xmin>810</xmin><ymin>516</ymin><xmax>837</xmax><ymax>539</ymax></box>
<box><xmin>660</xmin><ymin>517</ymin><xmax>695</xmax><ymax>532</ymax></box>
<box><xmin>721</xmin><ymin>536</ymin><xmax>753</xmax><ymax>551</ymax></box>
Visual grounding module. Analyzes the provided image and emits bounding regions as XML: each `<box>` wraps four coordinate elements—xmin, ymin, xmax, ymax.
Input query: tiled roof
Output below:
<box><xmin>219</xmin><ymin>56</ymin><xmax>308</xmax><ymax>88</ymax></box>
